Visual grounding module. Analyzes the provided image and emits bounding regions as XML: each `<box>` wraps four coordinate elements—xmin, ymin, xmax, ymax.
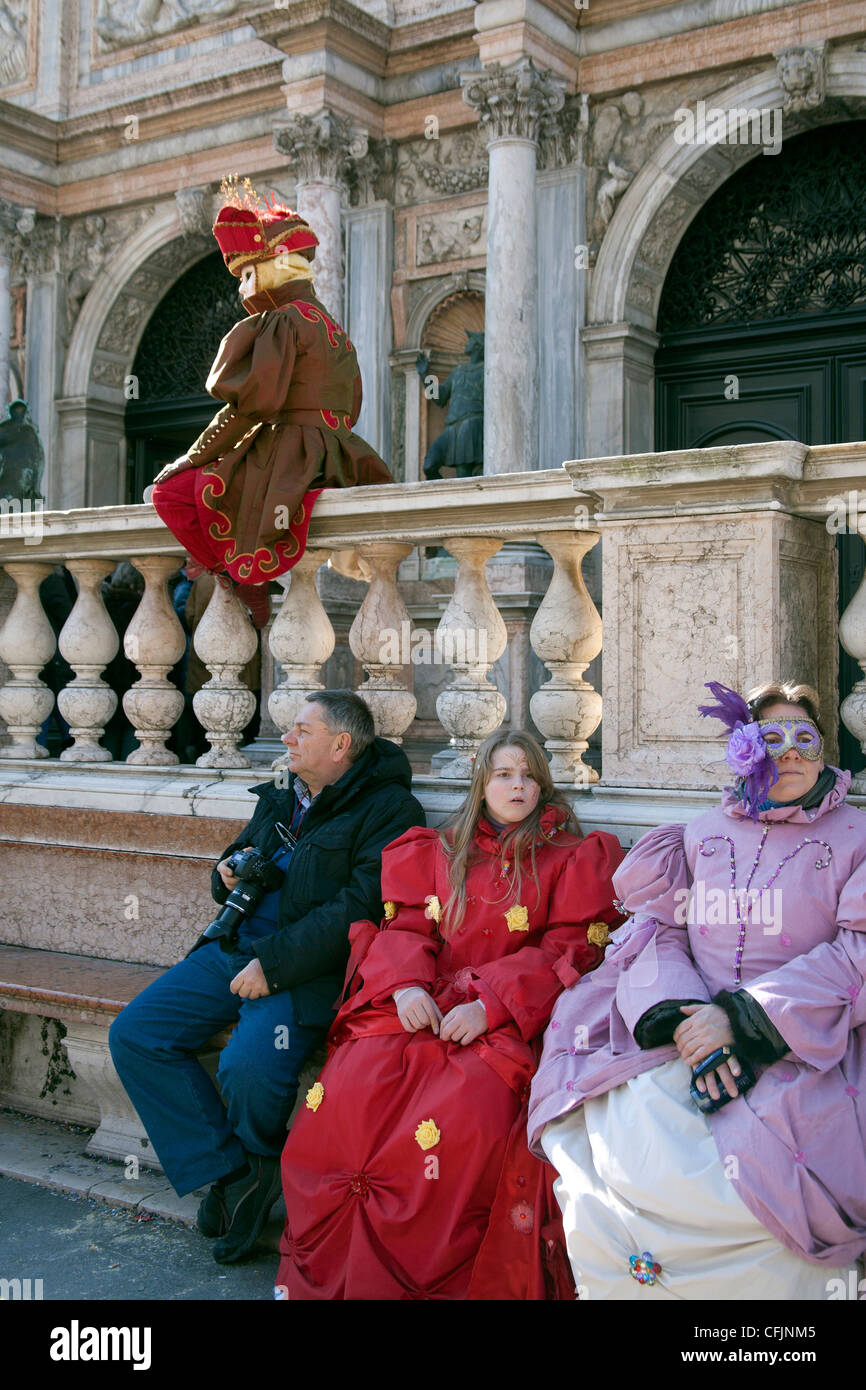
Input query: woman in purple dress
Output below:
<box><xmin>529</xmin><ymin>680</ymin><xmax>866</xmax><ymax>1300</ymax></box>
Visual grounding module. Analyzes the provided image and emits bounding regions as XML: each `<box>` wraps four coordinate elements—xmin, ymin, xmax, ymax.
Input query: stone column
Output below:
<box><xmin>123</xmin><ymin>556</ymin><xmax>187</xmax><ymax>765</ymax></box>
<box><xmin>530</xmin><ymin>531</ymin><xmax>602</xmax><ymax>786</ymax></box>
<box><xmin>436</xmin><ymin>537</ymin><xmax>508</xmax><ymax>778</ymax></box>
<box><xmin>461</xmin><ymin>58</ymin><xmax>565</xmax><ymax>475</ymax></box>
<box><xmin>349</xmin><ymin>541</ymin><xmax>417</xmax><ymax>743</ymax></box>
<box><xmin>57</xmin><ymin>559</ymin><xmax>119</xmax><ymax>762</ymax></box>
<box><xmin>191</xmin><ymin>581</ymin><xmax>259</xmax><ymax>769</ymax></box>
<box><xmin>274</xmin><ymin>110</ymin><xmax>363</xmax><ymax>320</ymax></box>
<box><xmin>0</xmin><ymin>562</ymin><xmax>57</xmax><ymax>758</ymax></box>
<box><xmin>268</xmin><ymin>548</ymin><xmax>335</xmax><ymax>768</ymax></box>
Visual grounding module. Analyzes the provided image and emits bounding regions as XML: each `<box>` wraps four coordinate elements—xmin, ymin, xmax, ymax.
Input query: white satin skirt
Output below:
<box><xmin>541</xmin><ymin>1058</ymin><xmax>849</xmax><ymax>1300</ymax></box>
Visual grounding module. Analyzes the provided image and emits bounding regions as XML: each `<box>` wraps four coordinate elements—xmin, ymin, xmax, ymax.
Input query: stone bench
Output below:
<box><xmin>0</xmin><ymin>944</ymin><xmax>323</xmax><ymax>1171</ymax></box>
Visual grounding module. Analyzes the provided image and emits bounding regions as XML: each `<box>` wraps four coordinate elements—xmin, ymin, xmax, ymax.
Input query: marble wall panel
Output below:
<box><xmin>600</xmin><ymin>512</ymin><xmax>838</xmax><ymax>788</ymax></box>
<box><xmin>537</xmin><ymin>169</ymin><xmax>582</xmax><ymax>471</ymax></box>
<box><xmin>0</xmin><ymin>804</ymin><xmax>247</xmax><ymax>966</ymax></box>
<box><xmin>345</xmin><ymin>203</ymin><xmax>393</xmax><ymax>462</ymax></box>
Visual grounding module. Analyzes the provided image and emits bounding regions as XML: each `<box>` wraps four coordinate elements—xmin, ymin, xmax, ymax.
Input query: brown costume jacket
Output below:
<box><xmin>156</xmin><ymin>280</ymin><xmax>391</xmax><ymax>577</ymax></box>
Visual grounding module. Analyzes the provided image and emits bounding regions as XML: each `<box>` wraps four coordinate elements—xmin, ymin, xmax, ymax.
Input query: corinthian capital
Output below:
<box><xmin>0</xmin><ymin>199</ymin><xmax>39</xmax><ymax>278</ymax></box>
<box><xmin>460</xmin><ymin>58</ymin><xmax>566</xmax><ymax>146</ymax></box>
<box><xmin>274</xmin><ymin>109</ymin><xmax>368</xmax><ymax>188</ymax></box>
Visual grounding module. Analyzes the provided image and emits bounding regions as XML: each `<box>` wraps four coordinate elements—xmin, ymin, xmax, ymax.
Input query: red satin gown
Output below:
<box><xmin>276</xmin><ymin>812</ymin><xmax>624</xmax><ymax>1300</ymax></box>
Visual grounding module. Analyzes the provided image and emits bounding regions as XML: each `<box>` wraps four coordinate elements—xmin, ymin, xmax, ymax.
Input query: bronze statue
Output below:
<box><xmin>0</xmin><ymin>399</ymin><xmax>45</xmax><ymax>504</ymax></box>
<box><xmin>415</xmin><ymin>330</ymin><xmax>484</xmax><ymax>479</ymax></box>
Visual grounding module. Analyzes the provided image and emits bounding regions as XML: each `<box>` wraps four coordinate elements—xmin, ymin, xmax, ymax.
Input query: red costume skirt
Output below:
<box><xmin>276</xmin><ymin>1027</ymin><xmax>574</xmax><ymax>1301</ymax></box>
<box><xmin>152</xmin><ymin>469</ymin><xmax>322</xmax><ymax>586</ymax></box>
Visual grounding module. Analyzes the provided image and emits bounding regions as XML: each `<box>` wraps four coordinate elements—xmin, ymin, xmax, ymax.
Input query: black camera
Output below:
<box><xmin>202</xmin><ymin>847</ymin><xmax>286</xmax><ymax>953</ymax></box>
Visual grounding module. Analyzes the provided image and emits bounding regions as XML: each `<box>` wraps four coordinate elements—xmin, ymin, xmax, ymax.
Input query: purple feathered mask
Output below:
<box><xmin>697</xmin><ymin>681</ymin><xmax>777</xmax><ymax>820</ymax></box>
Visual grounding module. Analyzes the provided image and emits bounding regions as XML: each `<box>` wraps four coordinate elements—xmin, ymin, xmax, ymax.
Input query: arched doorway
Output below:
<box><xmin>125</xmin><ymin>251</ymin><xmax>246</xmax><ymax>502</ymax></box>
<box><xmin>654</xmin><ymin>120</ymin><xmax>866</xmax><ymax>769</ymax></box>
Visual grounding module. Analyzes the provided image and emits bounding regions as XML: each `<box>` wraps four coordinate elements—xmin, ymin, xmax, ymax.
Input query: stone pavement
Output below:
<box><xmin>0</xmin><ymin>1107</ymin><xmax>282</xmax><ymax>1300</ymax></box>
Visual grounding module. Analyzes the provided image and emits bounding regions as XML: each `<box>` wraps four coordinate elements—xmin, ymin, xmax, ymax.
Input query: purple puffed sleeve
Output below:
<box><xmin>612</xmin><ymin>823</ymin><xmax>692</xmax><ymax>924</ymax></box>
<box><xmin>744</xmin><ymin>852</ymin><xmax>866</xmax><ymax>1070</ymax></box>
<box><xmin>611</xmin><ymin>824</ymin><xmax>710</xmax><ymax>1032</ymax></box>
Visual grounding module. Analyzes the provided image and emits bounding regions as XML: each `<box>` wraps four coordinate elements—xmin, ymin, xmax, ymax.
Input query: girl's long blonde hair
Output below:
<box><xmin>437</xmin><ymin>730</ymin><xmax>582</xmax><ymax>935</ymax></box>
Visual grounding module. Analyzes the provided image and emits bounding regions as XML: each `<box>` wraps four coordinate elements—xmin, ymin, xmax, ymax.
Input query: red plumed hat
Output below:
<box><xmin>212</xmin><ymin>173</ymin><xmax>318</xmax><ymax>276</ymax></box>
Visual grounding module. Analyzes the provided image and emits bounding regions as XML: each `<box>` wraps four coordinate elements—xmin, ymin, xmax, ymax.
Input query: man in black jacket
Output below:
<box><xmin>109</xmin><ymin>690</ymin><xmax>425</xmax><ymax>1264</ymax></box>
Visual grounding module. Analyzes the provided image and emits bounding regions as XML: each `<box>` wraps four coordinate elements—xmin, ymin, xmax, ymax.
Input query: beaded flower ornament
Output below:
<box><xmin>629</xmin><ymin>1251</ymin><xmax>662</xmax><ymax>1286</ymax></box>
<box><xmin>697</xmin><ymin>681</ymin><xmax>777</xmax><ymax>821</ymax></box>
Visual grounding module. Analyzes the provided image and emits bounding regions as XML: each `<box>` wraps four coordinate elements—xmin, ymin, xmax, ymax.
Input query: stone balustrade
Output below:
<box><xmin>1</xmin><ymin>442</ymin><xmax>866</xmax><ymax>790</ymax></box>
<box><xmin>0</xmin><ymin>470</ymin><xmax>601</xmax><ymax>784</ymax></box>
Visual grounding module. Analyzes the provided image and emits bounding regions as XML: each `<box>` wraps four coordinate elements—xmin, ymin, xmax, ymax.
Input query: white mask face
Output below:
<box><xmin>238</xmin><ymin>264</ymin><xmax>257</xmax><ymax>298</ymax></box>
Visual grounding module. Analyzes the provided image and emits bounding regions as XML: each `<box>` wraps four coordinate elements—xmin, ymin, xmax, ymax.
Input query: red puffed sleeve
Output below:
<box><xmin>346</xmin><ymin>825</ymin><xmax>445</xmax><ymax>1003</ymax></box>
<box><xmin>467</xmin><ymin>831</ymin><xmax>626</xmax><ymax>1041</ymax></box>
<box><xmin>205</xmin><ymin>311</ymin><xmax>299</xmax><ymax>421</ymax></box>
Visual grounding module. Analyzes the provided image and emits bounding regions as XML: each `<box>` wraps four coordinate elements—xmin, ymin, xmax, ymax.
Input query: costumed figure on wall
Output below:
<box><xmin>275</xmin><ymin>729</ymin><xmax>624</xmax><ymax>1300</ymax></box>
<box><xmin>415</xmin><ymin>330</ymin><xmax>484</xmax><ymax>479</ymax></box>
<box><xmin>0</xmin><ymin>399</ymin><xmax>45</xmax><ymax>504</ymax></box>
<box><xmin>529</xmin><ymin>679</ymin><xmax>866</xmax><ymax>1299</ymax></box>
<box><xmin>150</xmin><ymin>175</ymin><xmax>392</xmax><ymax>626</ymax></box>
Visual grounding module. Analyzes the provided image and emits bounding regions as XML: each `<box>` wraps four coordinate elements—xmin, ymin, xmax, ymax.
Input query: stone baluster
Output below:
<box><xmin>191</xmin><ymin>578</ymin><xmax>259</xmax><ymax>768</ymax></box>
<box><xmin>0</xmin><ymin>561</ymin><xmax>57</xmax><ymax>758</ymax></box>
<box><xmin>436</xmin><ymin>537</ymin><xmax>508</xmax><ymax>778</ymax></box>
<box><xmin>268</xmin><ymin>548</ymin><xmax>335</xmax><ymax>769</ymax></box>
<box><xmin>123</xmin><ymin>556</ymin><xmax>186</xmax><ymax>765</ymax></box>
<box><xmin>349</xmin><ymin>541</ymin><xmax>417</xmax><ymax>743</ymax></box>
<box><xmin>839</xmin><ymin>540</ymin><xmax>866</xmax><ymax>794</ymax></box>
<box><xmin>529</xmin><ymin>531</ymin><xmax>602</xmax><ymax>785</ymax></box>
<box><xmin>56</xmin><ymin>559</ymin><xmax>119</xmax><ymax>761</ymax></box>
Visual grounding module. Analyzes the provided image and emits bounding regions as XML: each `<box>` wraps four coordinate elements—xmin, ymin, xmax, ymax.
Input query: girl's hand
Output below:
<box><xmin>395</xmin><ymin>987</ymin><xmax>442</xmax><ymax>1034</ymax></box>
<box><xmin>439</xmin><ymin>1000</ymin><xmax>488</xmax><ymax>1046</ymax></box>
<box><xmin>673</xmin><ymin>1003</ymin><xmax>735</xmax><ymax>1069</ymax></box>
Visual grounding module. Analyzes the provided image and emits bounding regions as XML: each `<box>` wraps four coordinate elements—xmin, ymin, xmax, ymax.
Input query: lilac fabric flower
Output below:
<box><xmin>725</xmin><ymin>721</ymin><xmax>767</xmax><ymax>776</ymax></box>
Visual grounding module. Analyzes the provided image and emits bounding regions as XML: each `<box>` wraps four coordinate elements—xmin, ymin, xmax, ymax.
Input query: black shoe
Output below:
<box><xmin>197</xmin><ymin>1182</ymin><xmax>229</xmax><ymax>1239</ymax></box>
<box><xmin>212</xmin><ymin>1153</ymin><xmax>282</xmax><ymax>1265</ymax></box>
<box><xmin>196</xmin><ymin>1162</ymin><xmax>249</xmax><ymax>1238</ymax></box>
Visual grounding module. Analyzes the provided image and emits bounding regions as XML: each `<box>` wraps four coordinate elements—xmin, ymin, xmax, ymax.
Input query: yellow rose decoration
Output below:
<box><xmin>505</xmin><ymin>904</ymin><xmax>529</xmax><ymax>933</ymax></box>
<box><xmin>383</xmin><ymin>901</ymin><xmax>397</xmax><ymax>921</ymax></box>
<box><xmin>587</xmin><ymin>921</ymin><xmax>611</xmax><ymax>948</ymax></box>
<box><xmin>305</xmin><ymin>1082</ymin><xmax>325</xmax><ymax>1112</ymax></box>
<box><xmin>414</xmin><ymin>1118</ymin><xmax>441</xmax><ymax>1151</ymax></box>
<box><xmin>424</xmin><ymin>895</ymin><xmax>442</xmax><ymax>923</ymax></box>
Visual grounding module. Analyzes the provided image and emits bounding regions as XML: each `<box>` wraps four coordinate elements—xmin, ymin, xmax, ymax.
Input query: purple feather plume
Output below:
<box><xmin>698</xmin><ymin>680</ymin><xmax>777</xmax><ymax>820</ymax></box>
<box><xmin>697</xmin><ymin>681</ymin><xmax>752</xmax><ymax>732</ymax></box>
<box><xmin>743</xmin><ymin>755</ymin><xmax>778</xmax><ymax>820</ymax></box>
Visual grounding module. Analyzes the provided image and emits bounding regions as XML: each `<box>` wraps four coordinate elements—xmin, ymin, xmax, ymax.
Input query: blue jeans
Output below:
<box><xmin>108</xmin><ymin>940</ymin><xmax>324</xmax><ymax>1197</ymax></box>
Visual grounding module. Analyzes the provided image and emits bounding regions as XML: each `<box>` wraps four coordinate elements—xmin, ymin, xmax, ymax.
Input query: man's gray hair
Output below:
<box><xmin>307</xmin><ymin>689</ymin><xmax>375</xmax><ymax>762</ymax></box>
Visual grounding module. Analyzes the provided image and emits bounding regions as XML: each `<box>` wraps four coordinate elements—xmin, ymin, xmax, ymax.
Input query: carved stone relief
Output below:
<box><xmin>61</xmin><ymin>205</ymin><xmax>154</xmax><ymax>341</ymax></box>
<box><xmin>638</xmin><ymin>194</ymin><xmax>696</xmax><ymax>270</ymax></box>
<box><xmin>775</xmin><ymin>44</ymin><xmax>827</xmax><ymax>114</ymax></box>
<box><xmin>0</xmin><ymin>1</ymin><xmax>28</xmax><ymax>88</ymax></box>
<box><xmin>395</xmin><ymin>129</ymin><xmax>488</xmax><ymax>206</ymax></box>
<box><xmin>94</xmin><ymin>0</ymin><xmax>251</xmax><ymax>50</ymax></box>
<box><xmin>174</xmin><ymin>186</ymin><xmax>214</xmax><ymax>240</ymax></box>
<box><xmin>416</xmin><ymin>209</ymin><xmax>485</xmax><ymax>267</ymax></box>
<box><xmin>587</xmin><ymin>91</ymin><xmax>675</xmax><ymax>247</ymax></box>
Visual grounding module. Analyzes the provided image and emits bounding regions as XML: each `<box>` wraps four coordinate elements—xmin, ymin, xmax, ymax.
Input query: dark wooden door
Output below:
<box><xmin>654</xmin><ymin>122</ymin><xmax>866</xmax><ymax>771</ymax></box>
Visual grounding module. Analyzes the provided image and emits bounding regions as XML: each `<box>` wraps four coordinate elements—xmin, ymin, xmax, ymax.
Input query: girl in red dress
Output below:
<box><xmin>275</xmin><ymin>729</ymin><xmax>624</xmax><ymax>1300</ymax></box>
